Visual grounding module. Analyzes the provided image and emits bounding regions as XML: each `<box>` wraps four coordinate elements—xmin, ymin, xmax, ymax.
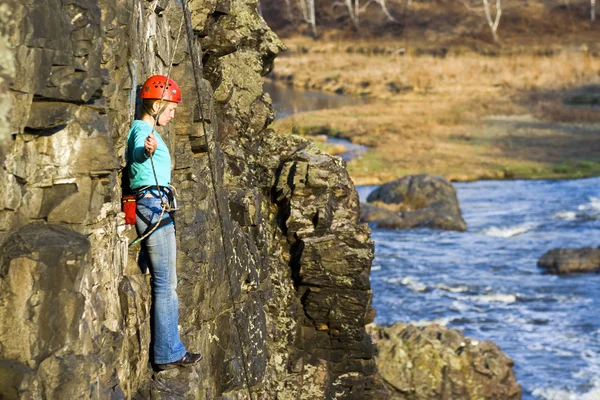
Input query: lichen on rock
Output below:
<box><xmin>0</xmin><ymin>1</ymin><xmax>523</xmax><ymax>398</ymax></box>
<box><xmin>0</xmin><ymin>0</ymin><xmax>386</xmax><ymax>398</ymax></box>
<box><xmin>369</xmin><ymin>323</ymin><xmax>522</xmax><ymax>400</ymax></box>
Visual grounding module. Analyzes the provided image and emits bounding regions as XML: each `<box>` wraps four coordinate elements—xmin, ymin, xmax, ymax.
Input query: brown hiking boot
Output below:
<box><xmin>156</xmin><ymin>352</ymin><xmax>203</xmax><ymax>371</ymax></box>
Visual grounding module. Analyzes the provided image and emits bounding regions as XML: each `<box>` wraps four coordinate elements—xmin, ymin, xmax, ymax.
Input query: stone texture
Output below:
<box><xmin>25</xmin><ymin>102</ymin><xmax>78</xmax><ymax>130</ymax></box>
<box><xmin>370</xmin><ymin>323</ymin><xmax>522</xmax><ymax>400</ymax></box>
<box><xmin>538</xmin><ymin>247</ymin><xmax>600</xmax><ymax>274</ymax></box>
<box><xmin>0</xmin><ymin>1</ymin><xmax>15</xmax><ymax>165</ymax></box>
<box><xmin>361</xmin><ymin>174</ymin><xmax>467</xmax><ymax>231</ymax></box>
<box><xmin>272</xmin><ymin>146</ymin><xmax>388</xmax><ymax>398</ymax></box>
<box><xmin>0</xmin><ymin>0</ymin><xmax>387</xmax><ymax>399</ymax></box>
<box><xmin>0</xmin><ymin>1</ymin><xmax>517</xmax><ymax>398</ymax></box>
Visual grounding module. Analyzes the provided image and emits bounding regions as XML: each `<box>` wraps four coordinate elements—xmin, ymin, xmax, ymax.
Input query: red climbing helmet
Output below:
<box><xmin>140</xmin><ymin>75</ymin><xmax>182</xmax><ymax>103</ymax></box>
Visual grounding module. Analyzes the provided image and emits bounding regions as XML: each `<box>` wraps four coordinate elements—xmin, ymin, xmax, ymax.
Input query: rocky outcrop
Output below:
<box><xmin>361</xmin><ymin>175</ymin><xmax>466</xmax><ymax>231</ymax></box>
<box><xmin>0</xmin><ymin>0</ymin><xmax>385</xmax><ymax>398</ymax></box>
<box><xmin>538</xmin><ymin>247</ymin><xmax>600</xmax><ymax>274</ymax></box>
<box><xmin>272</xmin><ymin>145</ymin><xmax>387</xmax><ymax>398</ymax></box>
<box><xmin>370</xmin><ymin>323</ymin><xmax>522</xmax><ymax>400</ymax></box>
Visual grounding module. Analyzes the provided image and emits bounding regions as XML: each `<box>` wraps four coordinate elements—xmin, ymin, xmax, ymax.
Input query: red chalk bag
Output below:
<box><xmin>121</xmin><ymin>195</ymin><xmax>136</xmax><ymax>225</ymax></box>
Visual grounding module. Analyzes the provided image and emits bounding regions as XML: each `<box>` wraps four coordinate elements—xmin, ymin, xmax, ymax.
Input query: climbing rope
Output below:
<box><xmin>129</xmin><ymin>2</ymin><xmax>256</xmax><ymax>398</ymax></box>
<box><xmin>181</xmin><ymin>0</ymin><xmax>255</xmax><ymax>398</ymax></box>
<box><xmin>129</xmin><ymin>13</ymin><xmax>185</xmax><ymax>247</ymax></box>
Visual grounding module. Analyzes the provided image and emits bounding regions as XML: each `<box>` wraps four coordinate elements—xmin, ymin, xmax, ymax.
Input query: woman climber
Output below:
<box><xmin>126</xmin><ymin>75</ymin><xmax>202</xmax><ymax>370</ymax></box>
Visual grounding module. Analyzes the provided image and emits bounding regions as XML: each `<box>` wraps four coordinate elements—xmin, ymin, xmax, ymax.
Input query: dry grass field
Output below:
<box><xmin>270</xmin><ymin>37</ymin><xmax>600</xmax><ymax>184</ymax></box>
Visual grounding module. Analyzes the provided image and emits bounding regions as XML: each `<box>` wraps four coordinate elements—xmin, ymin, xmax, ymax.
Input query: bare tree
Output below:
<box><xmin>371</xmin><ymin>0</ymin><xmax>397</xmax><ymax>21</ymax></box>
<box><xmin>461</xmin><ymin>0</ymin><xmax>502</xmax><ymax>43</ymax></box>
<box><xmin>299</xmin><ymin>0</ymin><xmax>317</xmax><ymax>36</ymax></box>
<box><xmin>333</xmin><ymin>0</ymin><xmax>396</xmax><ymax>30</ymax></box>
<box><xmin>482</xmin><ymin>0</ymin><xmax>502</xmax><ymax>43</ymax></box>
<box><xmin>340</xmin><ymin>0</ymin><xmax>360</xmax><ymax>29</ymax></box>
<box><xmin>592</xmin><ymin>0</ymin><xmax>596</xmax><ymax>22</ymax></box>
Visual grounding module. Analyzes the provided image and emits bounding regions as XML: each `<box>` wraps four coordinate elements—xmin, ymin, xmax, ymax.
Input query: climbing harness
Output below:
<box><xmin>134</xmin><ymin>186</ymin><xmax>179</xmax><ymax>236</ymax></box>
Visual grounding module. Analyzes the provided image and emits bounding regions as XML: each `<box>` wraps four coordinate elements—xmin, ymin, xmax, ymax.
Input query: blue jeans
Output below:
<box><xmin>135</xmin><ymin>190</ymin><xmax>187</xmax><ymax>364</ymax></box>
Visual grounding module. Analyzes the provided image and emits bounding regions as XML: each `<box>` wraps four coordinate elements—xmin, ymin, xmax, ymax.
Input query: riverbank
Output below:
<box><xmin>270</xmin><ymin>37</ymin><xmax>600</xmax><ymax>185</ymax></box>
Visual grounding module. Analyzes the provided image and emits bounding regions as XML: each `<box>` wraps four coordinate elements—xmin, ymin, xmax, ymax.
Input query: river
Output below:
<box><xmin>359</xmin><ymin>179</ymin><xmax>600</xmax><ymax>400</ymax></box>
<box><xmin>263</xmin><ymin>79</ymin><xmax>371</xmax><ymax>119</ymax></box>
<box><xmin>264</xmin><ymin>79</ymin><xmax>370</xmax><ymax>161</ymax></box>
<box><xmin>265</xmin><ymin>81</ymin><xmax>600</xmax><ymax>399</ymax></box>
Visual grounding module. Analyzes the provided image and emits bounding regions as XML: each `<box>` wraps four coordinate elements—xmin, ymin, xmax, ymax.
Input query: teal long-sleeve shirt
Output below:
<box><xmin>127</xmin><ymin>120</ymin><xmax>171</xmax><ymax>190</ymax></box>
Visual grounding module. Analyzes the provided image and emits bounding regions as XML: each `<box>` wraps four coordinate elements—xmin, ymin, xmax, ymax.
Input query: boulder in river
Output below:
<box><xmin>369</xmin><ymin>323</ymin><xmax>522</xmax><ymax>400</ymax></box>
<box><xmin>360</xmin><ymin>174</ymin><xmax>467</xmax><ymax>231</ymax></box>
<box><xmin>538</xmin><ymin>247</ymin><xmax>600</xmax><ymax>274</ymax></box>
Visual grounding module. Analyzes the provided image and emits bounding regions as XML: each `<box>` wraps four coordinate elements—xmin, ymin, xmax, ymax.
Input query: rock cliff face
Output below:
<box><xmin>0</xmin><ymin>0</ymin><xmax>385</xmax><ymax>398</ymax></box>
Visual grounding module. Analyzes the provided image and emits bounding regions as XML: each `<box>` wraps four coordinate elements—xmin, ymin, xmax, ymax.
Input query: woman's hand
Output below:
<box><xmin>144</xmin><ymin>135</ymin><xmax>157</xmax><ymax>156</ymax></box>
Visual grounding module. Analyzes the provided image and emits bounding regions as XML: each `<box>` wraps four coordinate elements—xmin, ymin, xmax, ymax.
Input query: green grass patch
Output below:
<box><xmin>503</xmin><ymin>160</ymin><xmax>600</xmax><ymax>180</ymax></box>
<box><xmin>312</xmin><ymin>141</ymin><xmax>338</xmax><ymax>153</ymax></box>
<box><xmin>347</xmin><ymin>150</ymin><xmax>386</xmax><ymax>175</ymax></box>
<box><xmin>291</xmin><ymin>125</ymin><xmax>345</xmax><ymax>137</ymax></box>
